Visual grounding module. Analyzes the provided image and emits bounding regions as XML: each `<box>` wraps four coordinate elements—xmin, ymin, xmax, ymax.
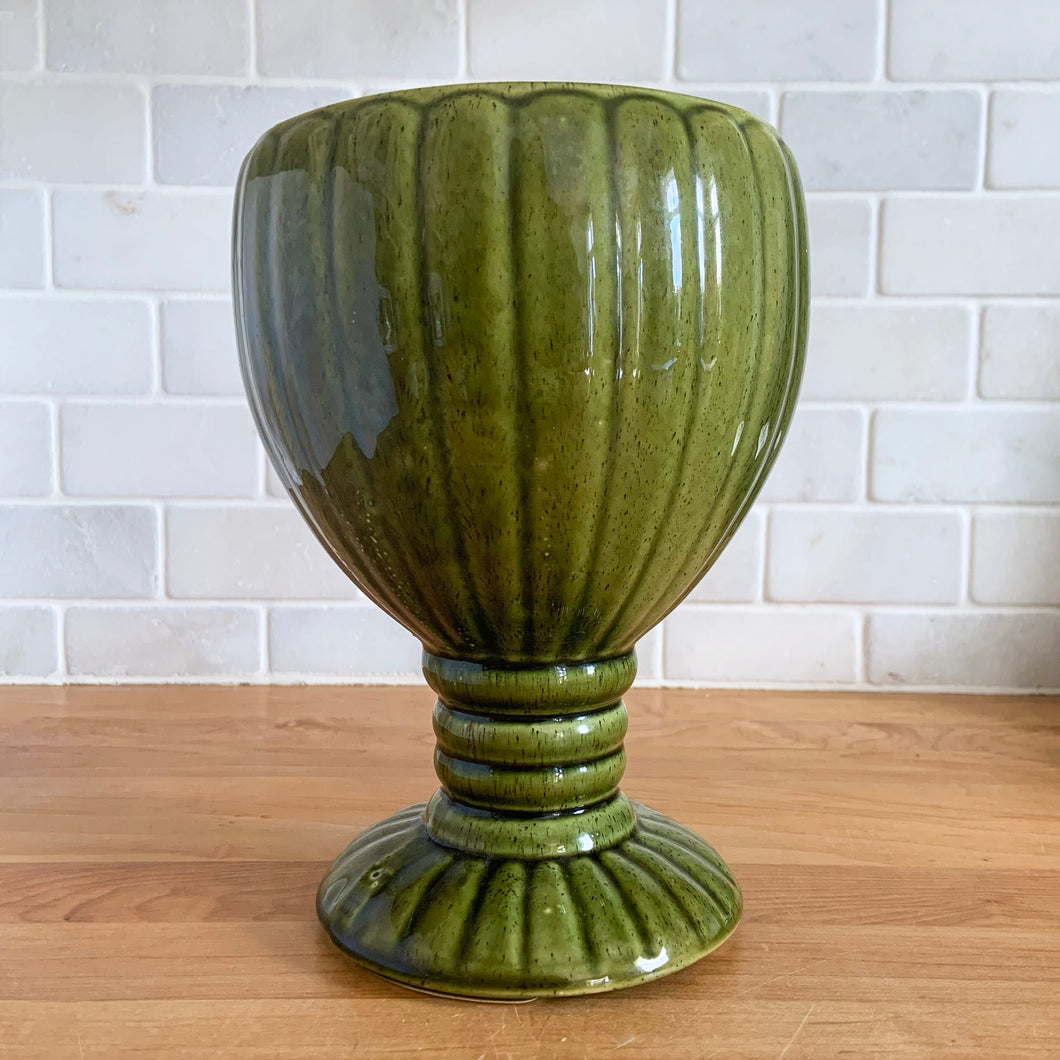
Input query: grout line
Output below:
<box><xmin>665</xmin><ymin>0</ymin><xmax>679</xmax><ymax>81</ymax></box>
<box><xmin>854</xmin><ymin>609</ymin><xmax>868</xmax><ymax>683</ymax></box>
<box><xmin>147</xmin><ymin>296</ymin><xmax>162</xmax><ymax>393</ymax></box>
<box><xmin>55</xmin><ymin>604</ymin><xmax>68</xmax><ymax>680</ymax></box>
<box><xmin>255</xmin><ymin>445</ymin><xmax>268</xmax><ymax>498</ymax></box>
<box><xmin>2</xmin><ymin>68</ymin><xmax>1059</xmax><ymax>93</ymax></box>
<box><xmin>867</xmin><ymin>193</ymin><xmax>882</xmax><ymax>295</ymax></box>
<box><xmin>960</xmin><ymin>507</ymin><xmax>974</xmax><ymax>604</ymax></box>
<box><xmin>1</xmin><ymin>597</ymin><xmax>1055</xmax><ymax>614</ymax></box>
<box><xmin>2</xmin><ymin>495</ymin><xmax>1055</xmax><ymax>512</ymax></box>
<box><xmin>757</xmin><ymin>506</ymin><xmax>770</xmax><ymax>602</ymax></box>
<box><xmin>259</xmin><ymin>603</ymin><xmax>270</xmax><ymax>675</ymax></box>
<box><xmin>3</xmin><ymin>392</ymin><xmax>1055</xmax><ymax>412</ymax></box>
<box><xmin>966</xmin><ymin>301</ymin><xmax>983</xmax><ymax>402</ymax></box>
<box><xmin>34</xmin><ymin>0</ymin><xmax>44</xmax><ymax>71</ymax></box>
<box><xmin>875</xmin><ymin>0</ymin><xmax>889</xmax><ymax>83</ymax></box>
<box><xmin>17</xmin><ymin>177</ymin><xmax>1060</xmax><ymax>199</ymax></box>
<box><xmin>457</xmin><ymin>0</ymin><xmax>470</xmax><ymax>79</ymax></box>
<box><xmin>977</xmin><ymin>85</ymin><xmax>991</xmax><ymax>190</ymax></box>
<box><xmin>858</xmin><ymin>407</ymin><xmax>871</xmax><ymax>502</ymax></box>
<box><xmin>156</xmin><ymin>503</ymin><xmax>167</xmax><ymax>599</ymax></box>
<box><xmin>247</xmin><ymin>0</ymin><xmax>259</xmax><ymax>79</ymax></box>
<box><xmin>41</xmin><ymin>188</ymin><xmax>54</xmax><ymax>289</ymax></box>
<box><xmin>46</xmin><ymin>399</ymin><xmax>62</xmax><ymax>497</ymax></box>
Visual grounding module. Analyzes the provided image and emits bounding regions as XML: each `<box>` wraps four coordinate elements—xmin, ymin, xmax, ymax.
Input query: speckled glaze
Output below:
<box><xmin>233</xmin><ymin>82</ymin><xmax>808</xmax><ymax>997</ymax></box>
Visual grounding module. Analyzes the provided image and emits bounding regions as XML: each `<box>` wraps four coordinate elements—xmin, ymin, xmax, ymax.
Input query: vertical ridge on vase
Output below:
<box><xmin>568</xmin><ymin>96</ymin><xmax>652</xmax><ymax>655</ymax></box>
<box><xmin>257</xmin><ymin>129</ymin><xmax>306</xmax><ymax>483</ymax></box>
<box><xmin>559</xmin><ymin>98</ymin><xmax>625</xmax><ymax>659</ymax></box>
<box><xmin>276</xmin><ymin>118</ymin><xmax>331</xmax><ymax>465</ymax></box>
<box><xmin>388</xmin><ymin>850</ymin><xmax>455</xmax><ymax>943</ymax></box>
<box><xmin>297</xmin><ymin>112</ymin><xmax>402</xmax><ymax>609</ymax></box>
<box><xmin>512</xmin><ymin>91</ymin><xmax>618</xmax><ymax>659</ymax></box>
<box><xmin>296</xmin><ymin>108</ymin><xmax>419</xmax><ymax>629</ymax></box>
<box><xmin>627</xmin><ymin>826</ymin><xmax>729</xmax><ymax>928</ymax></box>
<box><xmin>526</xmin><ymin>859</ymin><xmax>593</xmax><ymax>983</ymax></box>
<box><xmin>508</xmin><ymin>100</ymin><xmax>536</xmax><ymax>659</ymax></box>
<box><xmin>641</xmin><ymin>107</ymin><xmax>806</xmax><ymax>630</ymax></box>
<box><xmin>594</xmin><ymin>97</ymin><xmax>704</xmax><ymax>649</ymax></box>
<box><xmin>565</xmin><ymin>853</ymin><xmax>644</xmax><ymax>960</ymax></box>
<box><xmin>672</xmin><ymin>111</ymin><xmax>768</xmax><ymax>594</ymax></box>
<box><xmin>601</xmin><ymin>104</ymin><xmax>739</xmax><ymax>639</ymax></box>
<box><xmin>358</xmin><ymin>97</ymin><xmax>472</xmax><ymax>647</ymax></box>
<box><xmin>693</xmin><ymin>127</ymin><xmax>809</xmax><ymax>579</ymax></box>
<box><xmin>463</xmin><ymin>858</ymin><xmax>528</xmax><ymax>979</ymax></box>
<box><xmin>419</xmin><ymin>92</ymin><xmax>531</xmax><ymax>656</ymax></box>
<box><xmin>328</xmin><ymin>101</ymin><xmax>463</xmax><ymax>644</ymax></box>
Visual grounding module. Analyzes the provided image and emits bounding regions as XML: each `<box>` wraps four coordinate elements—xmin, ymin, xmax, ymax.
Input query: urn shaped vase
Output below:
<box><xmin>233</xmin><ymin>82</ymin><xmax>808</xmax><ymax>998</ymax></box>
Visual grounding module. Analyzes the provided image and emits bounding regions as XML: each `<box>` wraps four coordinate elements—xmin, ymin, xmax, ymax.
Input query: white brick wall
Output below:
<box><xmin>0</xmin><ymin>190</ymin><xmax>45</xmax><ymax>287</ymax></box>
<box><xmin>0</xmin><ymin>0</ymin><xmax>1056</xmax><ymax>691</ymax></box>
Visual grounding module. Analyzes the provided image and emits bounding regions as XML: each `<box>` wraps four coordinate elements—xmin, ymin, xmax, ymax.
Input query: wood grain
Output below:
<box><xmin>0</xmin><ymin>686</ymin><xmax>1057</xmax><ymax>1058</ymax></box>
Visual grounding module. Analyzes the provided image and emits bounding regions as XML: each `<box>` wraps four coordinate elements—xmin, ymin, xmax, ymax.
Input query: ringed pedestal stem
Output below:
<box><xmin>316</xmin><ymin>653</ymin><xmax>742</xmax><ymax>999</ymax></box>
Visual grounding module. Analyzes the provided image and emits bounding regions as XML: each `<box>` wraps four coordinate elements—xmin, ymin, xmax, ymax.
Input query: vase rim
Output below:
<box><xmin>269</xmin><ymin>80</ymin><xmax>766</xmax><ymax>131</ymax></box>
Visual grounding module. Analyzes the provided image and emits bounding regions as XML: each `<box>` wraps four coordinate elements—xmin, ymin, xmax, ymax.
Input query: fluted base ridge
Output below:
<box><xmin>317</xmin><ymin>800</ymin><xmax>741</xmax><ymax>998</ymax></box>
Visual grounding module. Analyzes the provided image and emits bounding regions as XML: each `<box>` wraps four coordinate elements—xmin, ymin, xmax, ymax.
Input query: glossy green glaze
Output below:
<box><xmin>233</xmin><ymin>82</ymin><xmax>807</xmax><ymax>997</ymax></box>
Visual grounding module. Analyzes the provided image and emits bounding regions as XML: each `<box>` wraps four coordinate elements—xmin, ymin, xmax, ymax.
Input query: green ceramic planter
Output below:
<box><xmin>233</xmin><ymin>82</ymin><xmax>808</xmax><ymax>998</ymax></box>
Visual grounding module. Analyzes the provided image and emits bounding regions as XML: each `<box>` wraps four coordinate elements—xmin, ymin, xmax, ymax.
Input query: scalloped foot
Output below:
<box><xmin>317</xmin><ymin>802</ymin><xmax>741</xmax><ymax>999</ymax></box>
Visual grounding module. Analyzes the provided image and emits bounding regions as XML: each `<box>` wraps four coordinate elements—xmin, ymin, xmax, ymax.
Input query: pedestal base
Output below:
<box><xmin>317</xmin><ymin>801</ymin><xmax>741</xmax><ymax>999</ymax></box>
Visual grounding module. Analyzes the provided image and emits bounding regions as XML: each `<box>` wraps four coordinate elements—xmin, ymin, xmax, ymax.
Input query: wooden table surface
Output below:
<box><xmin>0</xmin><ymin>685</ymin><xmax>1057</xmax><ymax>1059</ymax></box>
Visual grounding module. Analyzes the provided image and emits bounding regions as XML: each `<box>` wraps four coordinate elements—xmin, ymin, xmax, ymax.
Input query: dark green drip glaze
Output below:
<box><xmin>233</xmin><ymin>81</ymin><xmax>807</xmax><ymax>997</ymax></box>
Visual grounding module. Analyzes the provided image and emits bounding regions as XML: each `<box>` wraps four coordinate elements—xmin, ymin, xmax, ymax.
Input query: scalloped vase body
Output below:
<box><xmin>233</xmin><ymin>83</ymin><xmax>808</xmax><ymax>998</ymax></box>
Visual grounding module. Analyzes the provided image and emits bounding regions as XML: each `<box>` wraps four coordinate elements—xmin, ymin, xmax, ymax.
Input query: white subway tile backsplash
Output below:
<box><xmin>265</xmin><ymin>459</ymin><xmax>288</xmax><ymax>498</ymax></box>
<box><xmin>0</xmin><ymin>82</ymin><xmax>145</xmax><ymax>183</ymax></box>
<box><xmin>61</xmin><ymin>403</ymin><xmax>258</xmax><ymax>498</ymax></box>
<box><xmin>782</xmin><ymin>91</ymin><xmax>980</xmax><ymax>192</ymax></box>
<box><xmin>686</xmin><ymin>510</ymin><xmax>762</xmax><ymax>603</ymax></box>
<box><xmin>872</xmin><ymin>409</ymin><xmax>1060</xmax><ymax>503</ymax></box>
<box><xmin>0</xmin><ymin>190</ymin><xmax>44</xmax><ymax>288</ymax></box>
<box><xmin>869</xmin><ymin>611</ymin><xmax>1060</xmax><ymax>689</ymax></box>
<box><xmin>665</xmin><ymin>606</ymin><xmax>859</xmax><ymax>684</ymax></box>
<box><xmin>161</xmin><ymin>299</ymin><xmax>242</xmax><ymax>396</ymax></box>
<box><xmin>979</xmin><ymin>305</ymin><xmax>1060</xmax><ymax>400</ymax></box>
<box><xmin>989</xmin><ymin>91</ymin><xmax>1060</xmax><ymax>189</ymax></box>
<box><xmin>0</xmin><ymin>608</ymin><xmax>56</xmax><ymax>677</ymax></box>
<box><xmin>0</xmin><ymin>401</ymin><xmax>51</xmax><ymax>496</ymax></box>
<box><xmin>768</xmin><ymin>509</ymin><xmax>962</xmax><ymax>604</ymax></box>
<box><xmin>0</xmin><ymin>2</ymin><xmax>1054</xmax><ymax>690</ymax></box>
<box><xmin>890</xmin><ymin>0</ymin><xmax>1060</xmax><ymax>81</ymax></box>
<box><xmin>270</xmin><ymin>605</ymin><xmax>420</xmax><ymax>676</ymax></box>
<box><xmin>678</xmin><ymin>0</ymin><xmax>877</xmax><ymax>81</ymax></box>
<box><xmin>66</xmin><ymin>606</ymin><xmax>261</xmax><ymax>677</ymax></box>
<box><xmin>0</xmin><ymin>0</ymin><xmax>39</xmax><ymax>70</ymax></box>
<box><xmin>881</xmin><ymin>197</ymin><xmax>1060</xmax><ymax>296</ymax></box>
<box><xmin>153</xmin><ymin>85</ymin><xmax>350</xmax><ymax>187</ymax></box>
<box><xmin>45</xmin><ymin>0</ymin><xmax>247</xmax><ymax>75</ymax></box>
<box><xmin>258</xmin><ymin>0</ymin><xmax>458</xmax><ymax>79</ymax></box>
<box><xmin>634</xmin><ymin>627</ymin><xmax>662</xmax><ymax>681</ymax></box>
<box><xmin>759</xmin><ymin>408</ymin><xmax>864</xmax><ymax>503</ymax></box>
<box><xmin>971</xmin><ymin>512</ymin><xmax>1060</xmax><ymax>606</ymax></box>
<box><xmin>167</xmin><ymin>505</ymin><xmax>359</xmax><ymax>600</ymax></box>
<box><xmin>806</xmin><ymin>197</ymin><xmax>872</xmax><ymax>297</ymax></box>
<box><xmin>469</xmin><ymin>0</ymin><xmax>666</xmax><ymax>81</ymax></box>
<box><xmin>803</xmin><ymin>304</ymin><xmax>971</xmax><ymax>401</ymax></box>
<box><xmin>0</xmin><ymin>505</ymin><xmax>157</xmax><ymax>598</ymax></box>
<box><xmin>0</xmin><ymin>298</ymin><xmax>151</xmax><ymax>393</ymax></box>
<box><xmin>53</xmin><ymin>190</ymin><xmax>232</xmax><ymax>292</ymax></box>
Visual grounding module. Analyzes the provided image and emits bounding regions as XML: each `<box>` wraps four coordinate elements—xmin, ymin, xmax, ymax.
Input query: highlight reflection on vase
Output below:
<box><xmin>233</xmin><ymin>82</ymin><xmax>808</xmax><ymax>998</ymax></box>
